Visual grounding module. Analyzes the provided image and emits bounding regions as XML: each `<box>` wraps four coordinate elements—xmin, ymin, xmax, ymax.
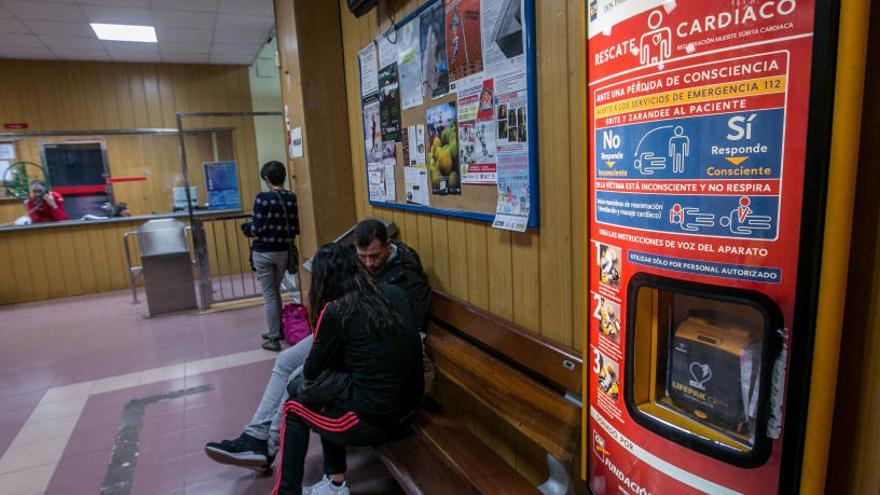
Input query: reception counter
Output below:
<box><xmin>0</xmin><ymin>209</ymin><xmax>247</xmax><ymax>305</ymax></box>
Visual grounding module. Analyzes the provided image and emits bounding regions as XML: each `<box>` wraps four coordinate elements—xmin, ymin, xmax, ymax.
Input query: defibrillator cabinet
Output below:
<box><xmin>584</xmin><ymin>0</ymin><xmax>865</xmax><ymax>493</ymax></box>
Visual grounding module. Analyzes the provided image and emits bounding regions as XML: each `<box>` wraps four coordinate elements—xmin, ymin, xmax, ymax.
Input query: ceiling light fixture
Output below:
<box><xmin>90</xmin><ymin>23</ymin><xmax>157</xmax><ymax>43</ymax></box>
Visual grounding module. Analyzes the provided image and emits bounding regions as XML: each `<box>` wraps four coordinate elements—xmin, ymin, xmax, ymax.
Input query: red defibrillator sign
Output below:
<box><xmin>586</xmin><ymin>1</ymin><xmax>833</xmax><ymax>493</ymax></box>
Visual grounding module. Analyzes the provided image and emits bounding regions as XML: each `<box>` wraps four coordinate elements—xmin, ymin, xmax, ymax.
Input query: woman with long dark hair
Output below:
<box><xmin>272</xmin><ymin>243</ymin><xmax>423</xmax><ymax>495</ymax></box>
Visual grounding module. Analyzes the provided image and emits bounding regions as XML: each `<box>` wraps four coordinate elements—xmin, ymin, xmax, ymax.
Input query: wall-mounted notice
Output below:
<box><xmin>204</xmin><ymin>161</ymin><xmax>241</xmax><ymax>210</ymax></box>
<box><xmin>398</xmin><ymin>20</ymin><xmax>424</xmax><ymax>110</ymax></box>
<box><xmin>358</xmin><ymin>0</ymin><xmax>538</xmax><ymax>231</ymax></box>
<box><xmin>290</xmin><ymin>127</ymin><xmax>303</xmax><ymax>158</ymax></box>
<box><xmin>481</xmin><ymin>0</ymin><xmax>525</xmax><ymax>77</ymax></box>
<box><xmin>420</xmin><ymin>2</ymin><xmax>450</xmax><ymax>99</ymax></box>
<box><xmin>405</xmin><ymin>166</ymin><xmax>430</xmax><ymax>205</ymax></box>
<box><xmin>407</xmin><ymin>124</ymin><xmax>426</xmax><ymax>165</ymax></box>
<box><xmin>368</xmin><ymin>164</ymin><xmax>386</xmax><ymax>202</ymax></box>
<box><xmin>426</xmin><ymin>101</ymin><xmax>460</xmax><ymax>195</ymax></box>
<box><xmin>358</xmin><ymin>43</ymin><xmax>379</xmax><ymax>98</ymax></box>
<box><xmin>445</xmin><ymin>0</ymin><xmax>483</xmax><ymax>82</ymax></box>
<box><xmin>378</xmin><ymin>63</ymin><xmax>402</xmax><ymax>143</ymax></box>
<box><xmin>363</xmin><ymin>97</ymin><xmax>383</xmax><ymax>164</ymax></box>
<box><xmin>587</xmin><ymin>1</ymin><xmax>823</xmax><ymax>494</ymax></box>
<box><xmin>456</xmin><ymin>74</ymin><xmax>496</xmax><ymax>183</ymax></box>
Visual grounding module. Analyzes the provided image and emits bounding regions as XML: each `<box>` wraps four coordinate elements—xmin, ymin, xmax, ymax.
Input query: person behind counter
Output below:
<box><xmin>25</xmin><ymin>180</ymin><xmax>68</xmax><ymax>223</ymax></box>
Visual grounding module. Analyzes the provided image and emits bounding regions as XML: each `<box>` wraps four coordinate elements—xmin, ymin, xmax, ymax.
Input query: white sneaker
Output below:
<box><xmin>303</xmin><ymin>475</ymin><xmax>350</xmax><ymax>495</ymax></box>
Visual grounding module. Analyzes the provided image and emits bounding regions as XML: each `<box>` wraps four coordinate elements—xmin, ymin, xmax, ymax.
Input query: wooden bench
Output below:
<box><xmin>378</xmin><ymin>291</ymin><xmax>583</xmax><ymax>495</ymax></box>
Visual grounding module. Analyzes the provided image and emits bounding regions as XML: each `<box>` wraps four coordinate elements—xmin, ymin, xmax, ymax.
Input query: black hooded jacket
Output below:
<box><xmin>371</xmin><ymin>241</ymin><xmax>431</xmax><ymax>333</ymax></box>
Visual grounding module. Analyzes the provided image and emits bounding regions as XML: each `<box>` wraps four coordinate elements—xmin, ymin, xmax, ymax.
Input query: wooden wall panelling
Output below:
<box><xmin>430</xmin><ymin>216</ymin><xmax>450</xmax><ymax>293</ymax></box>
<box><xmin>511</xmin><ymin>231</ymin><xmax>540</xmax><ymax>331</ymax></box>
<box><xmin>536</xmin><ymin>0</ymin><xmax>574</xmax><ymax>347</ymax></box>
<box><xmin>464</xmin><ymin>220</ymin><xmax>489</xmax><ymax>310</ymax></box>
<box><xmin>570</xmin><ymin>0</ymin><xmax>588</xmax><ymax>357</ymax></box>
<box><xmin>417</xmin><ymin>214</ymin><xmax>435</xmax><ymax>284</ymax></box>
<box><xmin>487</xmin><ymin>229</ymin><xmax>513</xmax><ymax>321</ymax></box>
<box><xmin>0</xmin><ymin>235</ymin><xmax>16</xmax><ymax>303</ymax></box>
<box><xmin>447</xmin><ymin>218</ymin><xmax>469</xmax><ymax>300</ymax></box>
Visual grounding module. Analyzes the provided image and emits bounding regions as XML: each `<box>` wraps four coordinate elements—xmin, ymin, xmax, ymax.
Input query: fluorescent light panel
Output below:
<box><xmin>90</xmin><ymin>23</ymin><xmax>157</xmax><ymax>43</ymax></box>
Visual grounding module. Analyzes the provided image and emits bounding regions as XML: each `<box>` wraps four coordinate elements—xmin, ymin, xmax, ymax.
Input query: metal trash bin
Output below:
<box><xmin>135</xmin><ymin>219</ymin><xmax>197</xmax><ymax>316</ymax></box>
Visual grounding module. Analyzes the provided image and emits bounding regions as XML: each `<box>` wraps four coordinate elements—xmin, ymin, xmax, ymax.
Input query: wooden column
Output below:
<box><xmin>274</xmin><ymin>0</ymin><xmax>357</xmax><ymax>277</ymax></box>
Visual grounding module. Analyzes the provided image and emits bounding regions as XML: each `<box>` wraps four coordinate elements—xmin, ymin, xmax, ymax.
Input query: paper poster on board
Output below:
<box><xmin>367</xmin><ymin>164</ymin><xmax>386</xmax><ymax>202</ymax></box>
<box><xmin>426</xmin><ymin>102</ymin><xmax>460</xmax><ymax>195</ymax></box>
<box><xmin>383</xmin><ymin>163</ymin><xmax>396</xmax><ymax>201</ymax></box>
<box><xmin>405</xmin><ymin>166</ymin><xmax>430</xmax><ymax>206</ymax></box>
<box><xmin>493</xmin><ymin>151</ymin><xmax>529</xmax><ymax>231</ymax></box>
<box><xmin>420</xmin><ymin>2</ymin><xmax>450</xmax><ymax>99</ymax></box>
<box><xmin>407</xmin><ymin>125</ymin><xmax>426</xmax><ymax>165</ymax></box>
<box><xmin>377</xmin><ymin>33</ymin><xmax>398</xmax><ymax>69</ymax></box>
<box><xmin>378</xmin><ymin>63</ymin><xmax>402</xmax><ymax>143</ymax></box>
<box><xmin>398</xmin><ymin>19</ymin><xmax>424</xmax><ymax>110</ymax></box>
<box><xmin>494</xmin><ymin>70</ymin><xmax>528</xmax><ymax>153</ymax></box>
<box><xmin>445</xmin><ymin>0</ymin><xmax>483</xmax><ymax>82</ymax></box>
<box><xmin>358</xmin><ymin>43</ymin><xmax>379</xmax><ymax>98</ymax></box>
<box><xmin>362</xmin><ymin>96</ymin><xmax>383</xmax><ymax>163</ymax></box>
<box><xmin>455</xmin><ymin>74</ymin><xmax>496</xmax><ymax>183</ymax></box>
<box><xmin>481</xmin><ymin>0</ymin><xmax>525</xmax><ymax>77</ymax></box>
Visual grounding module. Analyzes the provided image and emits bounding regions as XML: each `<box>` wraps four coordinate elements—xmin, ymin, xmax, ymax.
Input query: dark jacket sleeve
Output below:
<box><xmin>303</xmin><ymin>305</ymin><xmax>345</xmax><ymax>380</ymax></box>
<box><xmin>401</xmin><ymin>248</ymin><xmax>431</xmax><ymax>333</ymax></box>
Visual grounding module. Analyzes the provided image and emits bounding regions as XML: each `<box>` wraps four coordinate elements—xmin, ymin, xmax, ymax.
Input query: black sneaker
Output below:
<box><xmin>204</xmin><ymin>433</ymin><xmax>269</xmax><ymax>470</ymax></box>
<box><xmin>261</xmin><ymin>333</ymin><xmax>271</xmax><ymax>341</ymax></box>
<box><xmin>262</xmin><ymin>339</ymin><xmax>282</xmax><ymax>352</ymax></box>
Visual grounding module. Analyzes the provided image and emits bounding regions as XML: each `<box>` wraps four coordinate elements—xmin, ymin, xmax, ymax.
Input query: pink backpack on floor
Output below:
<box><xmin>281</xmin><ymin>303</ymin><xmax>311</xmax><ymax>345</ymax></box>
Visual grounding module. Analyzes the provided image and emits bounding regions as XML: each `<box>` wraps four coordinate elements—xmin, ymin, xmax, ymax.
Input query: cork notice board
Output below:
<box><xmin>357</xmin><ymin>0</ymin><xmax>539</xmax><ymax>229</ymax></box>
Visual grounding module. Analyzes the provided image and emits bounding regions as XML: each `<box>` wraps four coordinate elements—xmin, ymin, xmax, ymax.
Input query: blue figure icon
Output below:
<box><xmin>633</xmin><ymin>125</ymin><xmax>671</xmax><ymax>175</ymax></box>
<box><xmin>668</xmin><ymin>126</ymin><xmax>689</xmax><ymax>174</ymax></box>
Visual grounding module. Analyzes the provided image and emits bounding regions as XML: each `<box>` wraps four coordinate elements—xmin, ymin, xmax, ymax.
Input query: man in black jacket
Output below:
<box><xmin>353</xmin><ymin>219</ymin><xmax>431</xmax><ymax>333</ymax></box>
<box><xmin>205</xmin><ymin>219</ymin><xmax>431</xmax><ymax>479</ymax></box>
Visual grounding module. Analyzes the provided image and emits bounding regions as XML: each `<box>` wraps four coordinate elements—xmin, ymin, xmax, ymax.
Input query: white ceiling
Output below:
<box><xmin>0</xmin><ymin>0</ymin><xmax>275</xmax><ymax>65</ymax></box>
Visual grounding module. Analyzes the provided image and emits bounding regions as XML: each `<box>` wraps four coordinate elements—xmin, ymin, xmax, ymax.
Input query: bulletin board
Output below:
<box><xmin>356</xmin><ymin>0</ymin><xmax>539</xmax><ymax>231</ymax></box>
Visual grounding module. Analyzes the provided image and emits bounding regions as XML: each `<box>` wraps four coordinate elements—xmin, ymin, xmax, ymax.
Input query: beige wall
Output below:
<box><xmin>248</xmin><ymin>39</ymin><xmax>287</xmax><ymax>186</ymax></box>
<box><xmin>0</xmin><ymin>59</ymin><xmax>261</xmax><ymax>304</ymax></box>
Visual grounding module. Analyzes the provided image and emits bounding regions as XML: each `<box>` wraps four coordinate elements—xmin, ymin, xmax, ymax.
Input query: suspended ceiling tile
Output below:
<box><xmin>154</xmin><ymin>27</ymin><xmax>214</xmax><ymax>44</ymax></box>
<box><xmin>0</xmin><ymin>18</ymin><xmax>28</xmax><ymax>33</ymax></box>
<box><xmin>215</xmin><ymin>13</ymin><xmax>272</xmax><ymax>29</ymax></box>
<box><xmin>0</xmin><ymin>32</ymin><xmax>47</xmax><ymax>48</ymax></box>
<box><xmin>3</xmin><ymin>1</ymin><xmax>86</xmax><ymax>22</ymax></box>
<box><xmin>151</xmin><ymin>9</ymin><xmax>216</xmax><ymax>29</ymax></box>
<box><xmin>80</xmin><ymin>5</ymin><xmax>154</xmax><ymax>24</ymax></box>
<box><xmin>23</xmin><ymin>19</ymin><xmax>94</xmax><ymax>37</ymax></box>
<box><xmin>52</xmin><ymin>48</ymin><xmax>112</xmax><ymax>61</ymax></box>
<box><xmin>218</xmin><ymin>0</ymin><xmax>273</xmax><ymax>15</ymax></box>
<box><xmin>212</xmin><ymin>29</ymin><xmax>267</xmax><ymax>45</ymax></box>
<box><xmin>39</xmin><ymin>35</ymin><xmax>104</xmax><ymax>50</ymax></box>
<box><xmin>151</xmin><ymin>0</ymin><xmax>219</xmax><ymax>12</ymax></box>
<box><xmin>0</xmin><ymin>46</ymin><xmax>55</xmax><ymax>59</ymax></box>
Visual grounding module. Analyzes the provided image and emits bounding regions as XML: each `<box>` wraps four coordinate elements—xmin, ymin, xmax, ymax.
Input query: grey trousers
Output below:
<box><xmin>253</xmin><ymin>250</ymin><xmax>288</xmax><ymax>341</ymax></box>
<box><xmin>244</xmin><ymin>334</ymin><xmax>313</xmax><ymax>455</ymax></box>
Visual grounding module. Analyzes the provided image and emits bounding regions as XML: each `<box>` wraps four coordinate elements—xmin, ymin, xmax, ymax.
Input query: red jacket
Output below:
<box><xmin>26</xmin><ymin>191</ymin><xmax>69</xmax><ymax>223</ymax></box>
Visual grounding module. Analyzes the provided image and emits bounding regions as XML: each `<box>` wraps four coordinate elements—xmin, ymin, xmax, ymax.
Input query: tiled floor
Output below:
<box><xmin>0</xmin><ymin>289</ymin><xmax>402</xmax><ymax>495</ymax></box>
